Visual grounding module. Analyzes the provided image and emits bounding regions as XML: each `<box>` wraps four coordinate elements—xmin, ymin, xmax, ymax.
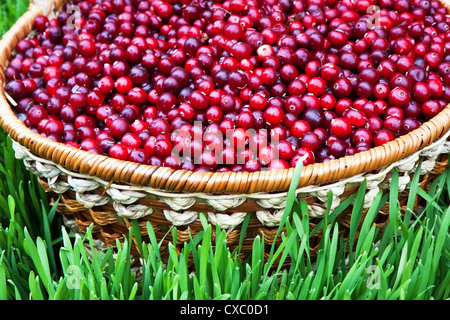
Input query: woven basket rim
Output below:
<box><xmin>0</xmin><ymin>0</ymin><xmax>449</xmax><ymax>195</ymax></box>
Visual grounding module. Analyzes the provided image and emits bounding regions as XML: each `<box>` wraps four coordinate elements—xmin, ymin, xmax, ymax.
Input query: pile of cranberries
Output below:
<box><xmin>4</xmin><ymin>0</ymin><xmax>450</xmax><ymax>173</ymax></box>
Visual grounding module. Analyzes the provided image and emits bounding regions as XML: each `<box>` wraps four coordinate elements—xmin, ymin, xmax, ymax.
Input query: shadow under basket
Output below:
<box><xmin>0</xmin><ymin>0</ymin><xmax>449</xmax><ymax>264</ymax></box>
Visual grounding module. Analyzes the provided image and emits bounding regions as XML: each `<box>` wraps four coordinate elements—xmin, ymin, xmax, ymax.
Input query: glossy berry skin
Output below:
<box><xmin>109</xmin><ymin>144</ymin><xmax>128</xmax><ymax>160</ymax></box>
<box><xmin>373</xmin><ymin>129</ymin><xmax>395</xmax><ymax>147</ymax></box>
<box><xmin>307</xmin><ymin>77</ymin><xmax>326</xmax><ymax>96</ymax></box>
<box><xmin>389</xmin><ymin>87</ymin><xmax>411</xmax><ymax>107</ymax></box>
<box><xmin>268</xmin><ymin>159</ymin><xmax>290</xmax><ymax>170</ymax></box>
<box><xmin>291</xmin><ymin>148</ymin><xmax>315</xmax><ymax>167</ymax></box>
<box><xmin>26</xmin><ymin>105</ymin><xmax>48</xmax><ymax>126</ymax></box>
<box><xmin>422</xmin><ymin>100</ymin><xmax>442</xmax><ymax>118</ymax></box>
<box><xmin>300</xmin><ymin>132</ymin><xmax>322</xmax><ymax>152</ymax></box>
<box><xmin>330</xmin><ymin>118</ymin><xmax>352</xmax><ymax>138</ymax></box>
<box><xmin>263</xmin><ymin>105</ymin><xmax>284</xmax><ymax>126</ymax></box>
<box><xmin>109</xmin><ymin>118</ymin><xmax>131</xmax><ymax>139</ymax></box>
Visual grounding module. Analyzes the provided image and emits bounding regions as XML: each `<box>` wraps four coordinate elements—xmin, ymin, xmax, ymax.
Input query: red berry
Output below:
<box><xmin>330</xmin><ymin>118</ymin><xmax>352</xmax><ymax>138</ymax></box>
<box><xmin>291</xmin><ymin>148</ymin><xmax>315</xmax><ymax>167</ymax></box>
<box><xmin>422</xmin><ymin>100</ymin><xmax>442</xmax><ymax>118</ymax></box>
<box><xmin>307</xmin><ymin>77</ymin><xmax>326</xmax><ymax>96</ymax></box>
<box><xmin>263</xmin><ymin>105</ymin><xmax>284</xmax><ymax>126</ymax></box>
<box><xmin>388</xmin><ymin>87</ymin><xmax>410</xmax><ymax>107</ymax></box>
<box><xmin>109</xmin><ymin>144</ymin><xmax>129</xmax><ymax>160</ymax></box>
<box><xmin>373</xmin><ymin>129</ymin><xmax>395</xmax><ymax>147</ymax></box>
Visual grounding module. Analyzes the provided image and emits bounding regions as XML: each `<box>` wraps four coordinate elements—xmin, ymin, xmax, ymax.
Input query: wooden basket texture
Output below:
<box><xmin>0</xmin><ymin>0</ymin><xmax>449</xmax><ymax>262</ymax></box>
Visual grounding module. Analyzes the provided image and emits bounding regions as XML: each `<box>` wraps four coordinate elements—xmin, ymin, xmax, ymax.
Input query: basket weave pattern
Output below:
<box><xmin>0</xmin><ymin>0</ymin><xmax>449</xmax><ymax>259</ymax></box>
<box><xmin>12</xmin><ymin>134</ymin><xmax>450</xmax><ymax>257</ymax></box>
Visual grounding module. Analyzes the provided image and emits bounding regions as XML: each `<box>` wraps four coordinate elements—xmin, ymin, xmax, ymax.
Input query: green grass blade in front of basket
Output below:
<box><xmin>418</xmin><ymin>186</ymin><xmax>444</xmax><ymax>216</ymax></box>
<box><xmin>198</xmin><ymin>213</ymin><xmax>212</xmax><ymax>294</ymax></box>
<box><xmin>254</xmin><ymin>274</ymin><xmax>275</xmax><ymax>300</ymax></box>
<box><xmin>335</xmin><ymin>251</ymin><xmax>372</xmax><ymax>299</ymax></box>
<box><xmin>0</xmin><ymin>259</ymin><xmax>8</xmax><ymax>300</ymax></box>
<box><xmin>355</xmin><ymin>190</ymin><xmax>383</xmax><ymax>258</ymax></box>
<box><xmin>379</xmin><ymin>169</ymin><xmax>400</xmax><ymax>254</ymax></box>
<box><xmin>326</xmin><ymin>223</ymin><xmax>340</xmax><ymax>288</ymax></box>
<box><xmin>309</xmin><ymin>221</ymin><xmax>340</xmax><ymax>299</ymax></box>
<box><xmin>402</xmin><ymin>227</ymin><xmax>426</xmax><ymax>299</ymax></box>
<box><xmin>229</xmin><ymin>260</ymin><xmax>242</xmax><ymax>299</ymax></box>
<box><xmin>265</xmin><ymin>159</ymin><xmax>304</xmax><ymax>265</ymax></box>
<box><xmin>250</xmin><ymin>235</ymin><xmax>263</xmax><ymax>298</ymax></box>
<box><xmin>28</xmin><ymin>271</ymin><xmax>45</xmax><ymax>300</ymax></box>
<box><xmin>405</xmin><ymin>160</ymin><xmax>423</xmax><ymax>225</ymax></box>
<box><xmin>309</xmin><ymin>191</ymin><xmax>357</xmax><ymax>238</ymax></box>
<box><xmin>178</xmin><ymin>244</ymin><xmax>190</xmax><ymax>298</ymax></box>
<box><xmin>275</xmin><ymin>228</ymin><xmax>298</xmax><ymax>275</ymax></box>
<box><xmin>289</xmin><ymin>206</ymin><xmax>309</xmax><ymax>277</ymax></box>
<box><xmin>213</xmin><ymin>223</ymin><xmax>227</xmax><ymax>278</ymax></box>
<box><xmin>131</xmin><ymin>219</ymin><xmax>144</xmax><ymax>258</ymax></box>
<box><xmin>40</xmin><ymin>198</ymin><xmax>60</xmax><ymax>278</ymax></box>
<box><xmin>435</xmin><ymin>268</ymin><xmax>450</xmax><ymax>300</ymax></box>
<box><xmin>391</xmin><ymin>239</ymin><xmax>411</xmax><ymax>295</ymax></box>
<box><xmin>145</xmin><ymin>221</ymin><xmax>161</xmax><ymax>267</ymax></box>
<box><xmin>432</xmin><ymin>205</ymin><xmax>450</xmax><ymax>289</ymax></box>
<box><xmin>347</xmin><ymin>179</ymin><xmax>367</xmax><ymax>266</ymax></box>
<box><xmin>23</xmin><ymin>227</ymin><xmax>55</xmax><ymax>299</ymax></box>
<box><xmin>447</xmin><ymin>169</ymin><xmax>450</xmax><ymax>200</ymax></box>
<box><xmin>235</xmin><ymin>213</ymin><xmax>251</xmax><ymax>257</ymax></box>
<box><xmin>274</xmin><ymin>269</ymin><xmax>288</xmax><ymax>300</ymax></box>
<box><xmin>421</xmin><ymin>169</ymin><xmax>447</xmax><ymax>219</ymax></box>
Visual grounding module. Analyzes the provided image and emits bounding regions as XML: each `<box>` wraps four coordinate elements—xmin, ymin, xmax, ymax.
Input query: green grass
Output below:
<box><xmin>0</xmin><ymin>0</ymin><xmax>449</xmax><ymax>301</ymax></box>
<box><xmin>0</xmin><ymin>0</ymin><xmax>28</xmax><ymax>36</ymax></box>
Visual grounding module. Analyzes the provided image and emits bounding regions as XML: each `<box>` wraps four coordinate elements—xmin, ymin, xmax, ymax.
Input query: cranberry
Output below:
<box><xmin>236</xmin><ymin>111</ymin><xmax>254</xmax><ymax>129</ymax></box>
<box><xmin>402</xmin><ymin>117</ymin><xmax>421</xmax><ymax>134</ymax></box>
<box><xmin>109</xmin><ymin>117</ymin><xmax>130</xmax><ymax>139</ymax></box>
<box><xmin>352</xmin><ymin>128</ymin><xmax>373</xmax><ymax>146</ymax></box>
<box><xmin>333</xmin><ymin>77</ymin><xmax>352</xmax><ymax>98</ymax></box>
<box><xmin>257</xmin><ymin>44</ymin><xmax>274</xmax><ymax>61</ymax></box>
<box><xmin>373</xmin><ymin>129</ymin><xmax>395</xmax><ymax>147</ymax></box>
<box><xmin>34</xmin><ymin>15</ymin><xmax>49</xmax><ymax>32</ymax></box>
<box><xmin>321</xmin><ymin>63</ymin><xmax>340</xmax><ymax>83</ymax></box>
<box><xmin>389</xmin><ymin>87</ymin><xmax>411</xmax><ymax>107</ymax></box>
<box><xmin>149</xmin><ymin>118</ymin><xmax>170</xmax><ymax>136</ymax></box>
<box><xmin>300</xmin><ymin>132</ymin><xmax>322</xmax><ymax>152</ymax></box>
<box><xmin>128</xmin><ymin>149</ymin><xmax>149</xmax><ymax>164</ymax></box>
<box><xmin>6</xmin><ymin>80</ymin><xmax>27</xmax><ymax>99</ymax></box>
<box><xmin>307</xmin><ymin>77</ymin><xmax>326</xmax><ymax>96</ymax></box>
<box><xmin>26</xmin><ymin>105</ymin><xmax>48</xmax><ymax>126</ymax></box>
<box><xmin>302</xmin><ymin>108</ymin><xmax>326</xmax><ymax>130</ymax></box>
<box><xmin>330</xmin><ymin>118</ymin><xmax>352</xmax><ymax>138</ymax></box>
<box><xmin>422</xmin><ymin>100</ymin><xmax>442</xmax><ymax>118</ymax></box>
<box><xmin>263</xmin><ymin>105</ymin><xmax>284</xmax><ymax>126</ymax></box>
<box><xmin>249</xmin><ymin>94</ymin><xmax>268</xmax><ymax>111</ymax></box>
<box><xmin>328</xmin><ymin>139</ymin><xmax>347</xmax><ymax>158</ymax></box>
<box><xmin>231</xmin><ymin>42</ymin><xmax>252</xmax><ymax>60</ymax></box>
<box><xmin>189</xmin><ymin>90</ymin><xmax>209</xmax><ymax>110</ymax></box>
<box><xmin>268</xmin><ymin>159</ymin><xmax>290</xmax><ymax>170</ymax></box>
<box><xmin>276</xmin><ymin>140</ymin><xmax>295</xmax><ymax>160</ymax></box>
<box><xmin>291</xmin><ymin>148</ymin><xmax>315</xmax><ymax>167</ymax></box>
<box><xmin>121</xmin><ymin>133</ymin><xmax>141</xmax><ymax>149</ymax></box>
<box><xmin>344</xmin><ymin>109</ymin><xmax>368</xmax><ymax>128</ymax></box>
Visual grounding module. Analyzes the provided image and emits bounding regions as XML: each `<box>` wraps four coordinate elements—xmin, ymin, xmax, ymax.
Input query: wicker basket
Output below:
<box><xmin>0</xmin><ymin>0</ymin><xmax>449</xmax><ymax>262</ymax></box>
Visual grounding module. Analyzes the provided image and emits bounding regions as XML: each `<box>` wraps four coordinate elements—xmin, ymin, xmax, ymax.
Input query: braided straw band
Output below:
<box><xmin>12</xmin><ymin>129</ymin><xmax>450</xmax><ymax>229</ymax></box>
<box><xmin>0</xmin><ymin>0</ymin><xmax>449</xmax><ymax>197</ymax></box>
